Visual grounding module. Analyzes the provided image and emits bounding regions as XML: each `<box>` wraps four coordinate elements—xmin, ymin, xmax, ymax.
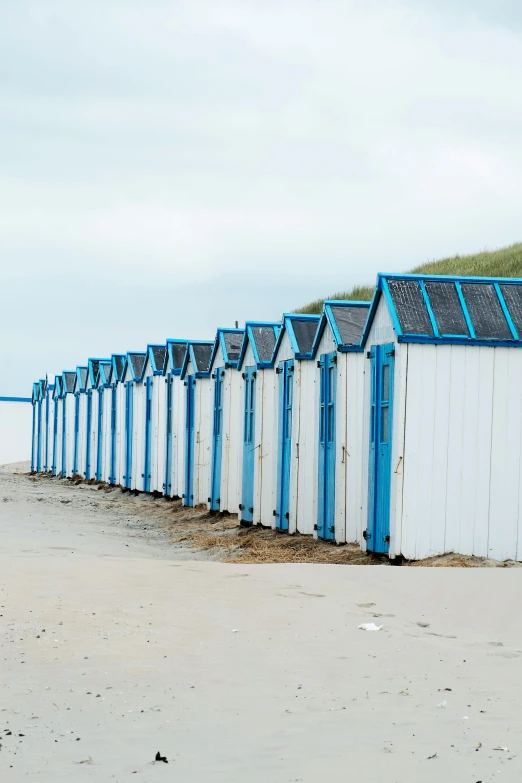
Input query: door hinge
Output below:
<box><xmin>366</xmin><ymin>351</ymin><xmax>371</xmax><ymax>359</ymax></box>
<box><xmin>384</xmin><ymin>534</ymin><xmax>390</xmax><ymax>543</ymax></box>
<box><xmin>285</xmin><ymin>512</ymin><xmax>289</xmax><ymax>520</ymax></box>
<box><xmin>314</xmin><ymin>524</ymin><xmax>318</xmax><ymax>531</ymax></box>
<box><xmin>316</xmin><ymin>360</ymin><xmax>321</xmax><ymax>368</ymax></box>
<box><xmin>212</xmin><ymin>373</ymin><xmax>216</xmax><ymax>379</ymax></box>
<box><xmin>363</xmin><ymin>530</ymin><xmax>371</xmax><ymax>540</ymax></box>
<box><xmin>329</xmin><ymin>525</ymin><xmax>335</xmax><ymax>533</ymax></box>
<box><xmin>276</xmin><ymin>368</ymin><xmax>282</xmax><ymax>374</ymax></box>
<box><xmin>248</xmin><ymin>507</ymin><xmax>253</xmax><ymax>513</ymax></box>
<box><xmin>273</xmin><ymin>509</ymin><xmax>277</xmax><ymax>516</ymax></box>
<box><xmin>332</xmin><ymin>355</ymin><xmax>337</xmax><ymax>364</ymax></box>
<box><xmin>242</xmin><ymin>373</ymin><xmax>246</xmax><ymax>379</ymax></box>
<box><xmin>239</xmin><ymin>503</ymin><xmax>244</xmax><ymax>510</ymax></box>
<box><xmin>253</xmin><ymin>372</ymin><xmax>257</xmax><ymax>379</ymax></box>
<box><xmin>208</xmin><ymin>497</ymin><xmax>211</xmax><ymax>503</ymax></box>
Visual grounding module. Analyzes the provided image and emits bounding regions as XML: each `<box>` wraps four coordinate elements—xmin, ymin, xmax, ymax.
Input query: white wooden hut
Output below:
<box><xmin>310</xmin><ymin>300</ymin><xmax>371</xmax><ymax>543</ymax></box>
<box><xmin>207</xmin><ymin>327</ymin><xmax>245</xmax><ymax>514</ymax></box>
<box><xmin>31</xmin><ymin>383</ymin><xmax>39</xmax><ymax>472</ymax></box>
<box><xmin>84</xmin><ymin>359</ymin><xmax>108</xmax><ymax>480</ymax></box>
<box><xmin>180</xmin><ymin>341</ymin><xmax>214</xmax><ymax>507</ymax></box>
<box><xmin>94</xmin><ymin>361</ymin><xmax>112</xmax><ymax>482</ymax></box>
<box><xmin>51</xmin><ymin>376</ymin><xmax>63</xmax><ymax>476</ymax></box>
<box><xmin>73</xmin><ymin>366</ymin><xmax>88</xmax><ymax>477</ymax></box>
<box><xmin>45</xmin><ymin>380</ymin><xmax>55</xmax><ymax>474</ymax></box>
<box><xmin>141</xmin><ymin>345</ymin><xmax>168</xmax><ymax>494</ymax></box>
<box><xmin>236</xmin><ymin>322</ymin><xmax>281</xmax><ymax>525</ymax></box>
<box><xmin>361</xmin><ymin>273</ymin><xmax>522</xmax><ymax>563</ymax></box>
<box><xmin>164</xmin><ymin>340</ymin><xmax>188</xmax><ymax>498</ymax></box>
<box><xmin>60</xmin><ymin>371</ymin><xmax>77</xmax><ymax>477</ymax></box>
<box><xmin>121</xmin><ymin>352</ymin><xmax>147</xmax><ymax>490</ymax></box>
<box><xmin>270</xmin><ymin>314</ymin><xmax>320</xmax><ymax>534</ymax></box>
<box><xmin>104</xmin><ymin>354</ymin><xmax>126</xmax><ymax>486</ymax></box>
<box><xmin>31</xmin><ymin>381</ymin><xmax>46</xmax><ymax>473</ymax></box>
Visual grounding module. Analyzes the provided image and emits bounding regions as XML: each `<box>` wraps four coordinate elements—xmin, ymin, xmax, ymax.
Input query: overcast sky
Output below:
<box><xmin>2</xmin><ymin>0</ymin><xmax>522</xmax><ymax>394</ymax></box>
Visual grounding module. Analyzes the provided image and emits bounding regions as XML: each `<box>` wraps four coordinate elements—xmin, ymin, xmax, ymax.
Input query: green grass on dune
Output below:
<box><xmin>296</xmin><ymin>242</ymin><xmax>522</xmax><ymax>315</ymax></box>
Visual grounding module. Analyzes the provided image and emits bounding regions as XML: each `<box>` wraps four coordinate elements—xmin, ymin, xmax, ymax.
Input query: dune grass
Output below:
<box><xmin>296</xmin><ymin>242</ymin><xmax>522</xmax><ymax>315</ymax></box>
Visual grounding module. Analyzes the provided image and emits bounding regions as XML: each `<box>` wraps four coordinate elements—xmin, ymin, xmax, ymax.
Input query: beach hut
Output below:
<box><xmin>121</xmin><ymin>352</ymin><xmax>147</xmax><ymax>490</ymax></box>
<box><xmin>270</xmin><ymin>314</ymin><xmax>320</xmax><ymax>533</ymax></box>
<box><xmin>60</xmin><ymin>371</ymin><xmax>77</xmax><ymax>477</ymax></box>
<box><xmin>51</xmin><ymin>376</ymin><xmax>63</xmax><ymax>476</ymax></box>
<box><xmin>180</xmin><ymin>341</ymin><xmax>214</xmax><ymax>507</ymax></box>
<box><xmin>207</xmin><ymin>328</ymin><xmax>245</xmax><ymax>514</ymax></box>
<box><xmin>311</xmin><ymin>300</ymin><xmax>371</xmax><ymax>543</ymax></box>
<box><xmin>31</xmin><ymin>383</ymin><xmax>39</xmax><ymax>472</ymax></box>
<box><xmin>72</xmin><ymin>366</ymin><xmax>88</xmax><ymax>477</ymax></box>
<box><xmin>84</xmin><ymin>359</ymin><xmax>109</xmax><ymax>480</ymax></box>
<box><xmin>141</xmin><ymin>345</ymin><xmax>168</xmax><ymax>494</ymax></box>
<box><xmin>361</xmin><ymin>273</ymin><xmax>522</xmax><ymax>563</ymax></box>
<box><xmin>236</xmin><ymin>322</ymin><xmax>281</xmax><ymax>525</ymax></box>
<box><xmin>95</xmin><ymin>361</ymin><xmax>112</xmax><ymax>482</ymax></box>
<box><xmin>45</xmin><ymin>380</ymin><xmax>55</xmax><ymax>474</ymax></box>
<box><xmin>163</xmin><ymin>340</ymin><xmax>188</xmax><ymax>498</ymax></box>
<box><xmin>105</xmin><ymin>354</ymin><xmax>126</xmax><ymax>486</ymax></box>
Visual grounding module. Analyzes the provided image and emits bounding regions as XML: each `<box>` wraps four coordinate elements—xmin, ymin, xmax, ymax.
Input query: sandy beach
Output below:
<box><xmin>1</xmin><ymin>465</ymin><xmax>522</xmax><ymax>782</ymax></box>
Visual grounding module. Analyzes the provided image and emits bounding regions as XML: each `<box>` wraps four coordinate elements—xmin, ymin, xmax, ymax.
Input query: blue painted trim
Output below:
<box><xmin>31</xmin><ymin>401</ymin><xmax>36</xmax><ymax>471</ymax></box>
<box><xmin>85</xmin><ymin>389</ymin><xmax>93</xmax><ymax>479</ymax></box>
<box><xmin>494</xmin><ymin>283</ymin><xmax>519</xmax><ymax>340</ymax></box>
<box><xmin>381</xmin><ymin>277</ymin><xmax>404</xmax><ymax>339</ymax></box>
<box><xmin>96</xmin><ymin>387</ymin><xmax>104</xmax><ymax>481</ymax></box>
<box><xmin>36</xmin><ymin>399</ymin><xmax>42</xmax><ymax>472</ymax></box>
<box><xmin>44</xmin><ymin>392</ymin><xmax>50</xmax><ymax>472</ymax></box>
<box><xmin>163</xmin><ymin>375</ymin><xmax>173</xmax><ymax>494</ymax></box>
<box><xmin>0</xmin><ymin>396</ymin><xmax>31</xmax><ymax>403</ymax></box>
<box><xmin>454</xmin><ymin>282</ymin><xmax>476</xmax><ymax>339</ymax></box>
<box><xmin>61</xmin><ymin>395</ymin><xmax>67</xmax><ymax>476</ymax></box>
<box><xmin>109</xmin><ymin>386</ymin><xmax>117</xmax><ymax>484</ymax></box>
<box><xmin>143</xmin><ymin>376</ymin><xmax>153</xmax><ymax>492</ymax></box>
<box><xmin>72</xmin><ymin>393</ymin><xmax>80</xmax><ymax>475</ymax></box>
<box><xmin>419</xmin><ymin>280</ymin><xmax>440</xmax><ymax>338</ymax></box>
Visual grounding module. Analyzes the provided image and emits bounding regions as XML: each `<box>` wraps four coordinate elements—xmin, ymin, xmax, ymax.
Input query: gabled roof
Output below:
<box><xmin>312</xmin><ymin>300</ymin><xmax>370</xmax><ymax>357</ymax></box>
<box><xmin>166</xmin><ymin>339</ymin><xmax>189</xmax><ymax>376</ymax></box>
<box><xmin>273</xmin><ymin>314</ymin><xmax>320</xmax><ymax>361</ymax></box>
<box><xmin>209</xmin><ymin>328</ymin><xmax>245</xmax><ymax>370</ymax></box>
<box><xmin>88</xmin><ymin>358</ymin><xmax>109</xmax><ymax>388</ymax></box>
<box><xmin>52</xmin><ymin>375</ymin><xmax>62</xmax><ymax>399</ymax></box>
<box><xmin>181</xmin><ymin>341</ymin><xmax>214</xmax><ymax>379</ymax></box>
<box><xmin>98</xmin><ymin>361</ymin><xmax>112</xmax><ymax>386</ymax></box>
<box><xmin>143</xmin><ymin>344</ymin><xmax>167</xmax><ymax>376</ymax></box>
<box><xmin>362</xmin><ymin>273</ymin><xmax>522</xmax><ymax>348</ymax></box>
<box><xmin>112</xmin><ymin>354</ymin><xmax>126</xmax><ymax>382</ymax></box>
<box><xmin>126</xmin><ymin>352</ymin><xmax>147</xmax><ymax>381</ymax></box>
<box><xmin>76</xmin><ymin>366</ymin><xmax>88</xmax><ymax>392</ymax></box>
<box><xmin>237</xmin><ymin>322</ymin><xmax>281</xmax><ymax>370</ymax></box>
<box><xmin>62</xmin><ymin>372</ymin><xmax>76</xmax><ymax>394</ymax></box>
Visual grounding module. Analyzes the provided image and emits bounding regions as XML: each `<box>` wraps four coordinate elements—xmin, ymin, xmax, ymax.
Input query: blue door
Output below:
<box><xmin>72</xmin><ymin>393</ymin><xmax>80</xmax><ymax>475</ymax></box>
<box><xmin>52</xmin><ymin>398</ymin><xmax>59</xmax><ymax>476</ymax></box>
<box><xmin>275</xmin><ymin>360</ymin><xmax>294</xmax><ymax>531</ymax></box>
<box><xmin>36</xmin><ymin>399</ymin><xmax>42</xmax><ymax>472</ymax></box>
<box><xmin>367</xmin><ymin>343</ymin><xmax>395</xmax><ymax>553</ymax></box>
<box><xmin>164</xmin><ymin>375</ymin><xmax>173</xmax><ymax>495</ymax></box>
<box><xmin>109</xmin><ymin>386</ymin><xmax>117</xmax><ymax>484</ymax></box>
<box><xmin>143</xmin><ymin>376</ymin><xmax>153</xmax><ymax>492</ymax></box>
<box><xmin>61</xmin><ymin>395</ymin><xmax>67</xmax><ymax>477</ymax></box>
<box><xmin>85</xmin><ymin>389</ymin><xmax>93</xmax><ymax>479</ymax></box>
<box><xmin>317</xmin><ymin>352</ymin><xmax>337</xmax><ymax>540</ymax></box>
<box><xmin>240</xmin><ymin>366</ymin><xmax>256</xmax><ymax>523</ymax></box>
<box><xmin>96</xmin><ymin>388</ymin><xmax>104</xmax><ymax>481</ymax></box>
<box><xmin>184</xmin><ymin>375</ymin><xmax>196</xmax><ymax>506</ymax></box>
<box><xmin>124</xmin><ymin>382</ymin><xmax>133</xmax><ymax>489</ymax></box>
<box><xmin>31</xmin><ymin>403</ymin><xmax>37</xmax><ymax>472</ymax></box>
<box><xmin>210</xmin><ymin>368</ymin><xmax>225</xmax><ymax>511</ymax></box>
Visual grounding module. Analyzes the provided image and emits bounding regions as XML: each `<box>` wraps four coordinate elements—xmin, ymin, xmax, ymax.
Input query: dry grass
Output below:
<box><xmin>35</xmin><ymin>474</ymin><xmax>522</xmax><ymax>567</ymax></box>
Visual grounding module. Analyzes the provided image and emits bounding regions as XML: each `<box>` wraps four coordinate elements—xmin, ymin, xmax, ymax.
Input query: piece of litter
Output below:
<box><xmin>436</xmin><ymin>701</ymin><xmax>447</xmax><ymax>708</ymax></box>
<box><xmin>493</xmin><ymin>746</ymin><xmax>509</xmax><ymax>752</ymax></box>
<box><xmin>427</xmin><ymin>753</ymin><xmax>437</xmax><ymax>759</ymax></box>
<box><xmin>155</xmin><ymin>751</ymin><xmax>168</xmax><ymax>763</ymax></box>
<box><xmin>358</xmin><ymin>623</ymin><xmax>382</xmax><ymax>631</ymax></box>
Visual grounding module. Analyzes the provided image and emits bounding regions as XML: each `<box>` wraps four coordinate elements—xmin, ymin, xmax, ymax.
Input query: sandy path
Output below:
<box><xmin>1</xmin><ymin>467</ymin><xmax>522</xmax><ymax>781</ymax></box>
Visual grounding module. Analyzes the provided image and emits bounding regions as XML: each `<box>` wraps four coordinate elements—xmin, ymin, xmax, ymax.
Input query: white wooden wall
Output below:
<box><xmin>400</xmin><ymin>343</ymin><xmax>522</xmax><ymax>562</ymax></box>
<box><xmin>46</xmin><ymin>395</ymin><xmax>54</xmax><ymax>473</ymax></box>
<box><xmin>151</xmin><ymin>375</ymin><xmax>167</xmax><ymax>493</ymax></box>
<box><xmin>101</xmin><ymin>387</ymin><xmax>112</xmax><ymax>483</ymax></box>
<box><xmin>170</xmin><ymin>374</ymin><xmax>186</xmax><ymax>498</ymax></box>
<box><xmin>295</xmin><ymin>359</ymin><xmax>318</xmax><ymax>535</ymax></box>
<box><xmin>115</xmin><ymin>382</ymin><xmax>126</xmax><ymax>486</ymax></box>
<box><xmin>132</xmin><ymin>382</ymin><xmax>145</xmax><ymax>491</ymax></box>
<box><xmin>53</xmin><ymin>397</ymin><xmax>63</xmax><ymax>477</ymax></box>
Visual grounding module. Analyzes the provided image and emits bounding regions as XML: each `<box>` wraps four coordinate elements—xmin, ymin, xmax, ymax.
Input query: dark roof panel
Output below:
<box><xmin>169</xmin><ymin>342</ymin><xmax>187</xmax><ymax>371</ymax></box>
<box><xmin>223</xmin><ymin>331</ymin><xmax>244</xmax><ymax>363</ymax></box>
<box><xmin>291</xmin><ymin>318</ymin><xmax>319</xmax><ymax>355</ymax></box>
<box><xmin>387</xmin><ymin>279</ymin><xmax>433</xmax><ymax>337</ymax></box>
<box><xmin>329</xmin><ymin>306</ymin><xmax>368</xmax><ymax>346</ymax></box>
<box><xmin>500</xmin><ymin>284</ymin><xmax>522</xmax><ymax>336</ymax></box>
<box><xmin>80</xmin><ymin>367</ymin><xmax>88</xmax><ymax>389</ymax></box>
<box><xmin>114</xmin><ymin>355</ymin><xmax>126</xmax><ymax>381</ymax></box>
<box><xmin>152</xmin><ymin>346</ymin><xmax>167</xmax><ymax>372</ymax></box>
<box><xmin>424</xmin><ymin>281</ymin><xmax>469</xmax><ymax>337</ymax></box>
<box><xmin>192</xmin><ymin>343</ymin><xmax>213</xmax><ymax>373</ymax></box>
<box><xmin>461</xmin><ymin>283</ymin><xmax>512</xmax><ymax>340</ymax></box>
<box><xmin>129</xmin><ymin>353</ymin><xmax>146</xmax><ymax>379</ymax></box>
<box><xmin>63</xmin><ymin>372</ymin><xmax>76</xmax><ymax>393</ymax></box>
<box><xmin>251</xmin><ymin>326</ymin><xmax>277</xmax><ymax>363</ymax></box>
